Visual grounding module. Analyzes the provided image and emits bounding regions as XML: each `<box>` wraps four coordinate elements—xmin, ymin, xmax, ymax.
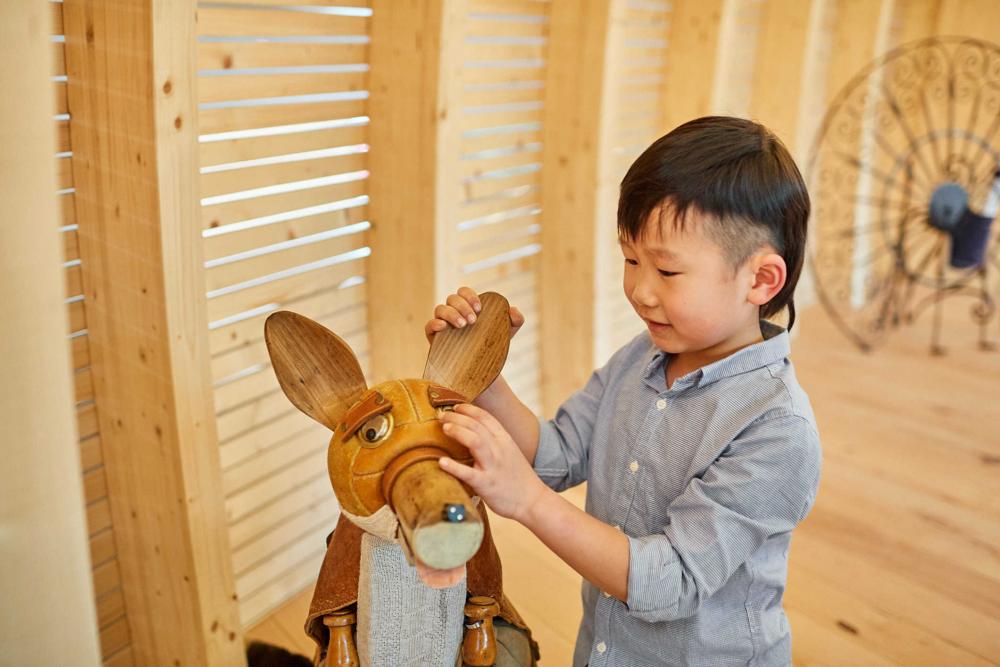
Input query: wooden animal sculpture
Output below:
<box><xmin>263</xmin><ymin>292</ymin><xmax>538</xmax><ymax>667</ymax></box>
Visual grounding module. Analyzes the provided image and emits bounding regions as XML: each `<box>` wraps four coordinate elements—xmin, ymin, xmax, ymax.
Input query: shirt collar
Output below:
<box><xmin>643</xmin><ymin>320</ymin><xmax>790</xmax><ymax>393</ymax></box>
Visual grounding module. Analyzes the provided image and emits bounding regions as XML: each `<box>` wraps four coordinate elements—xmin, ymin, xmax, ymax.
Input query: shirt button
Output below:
<box><xmin>656</xmin><ymin>398</ymin><xmax>667</xmax><ymax>410</ymax></box>
<box><xmin>629</xmin><ymin>460</ymin><xmax>639</xmax><ymax>473</ymax></box>
<box><xmin>596</xmin><ymin>641</ymin><xmax>607</xmax><ymax>654</ymax></box>
<box><xmin>602</xmin><ymin>590</ymin><xmax>611</xmax><ymax>597</ymax></box>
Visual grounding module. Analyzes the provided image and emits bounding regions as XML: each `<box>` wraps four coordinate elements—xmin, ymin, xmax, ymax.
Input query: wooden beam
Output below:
<box><xmin>367</xmin><ymin>0</ymin><xmax>465</xmax><ymax>384</ymax></box>
<box><xmin>539</xmin><ymin>0</ymin><xmax>623</xmax><ymax>416</ymax></box>
<box><xmin>0</xmin><ymin>2</ymin><xmax>102</xmax><ymax>663</ymax></box>
<box><xmin>62</xmin><ymin>1</ymin><xmax>245</xmax><ymax>664</ymax></box>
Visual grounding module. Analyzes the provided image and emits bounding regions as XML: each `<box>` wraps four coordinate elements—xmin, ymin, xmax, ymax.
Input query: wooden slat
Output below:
<box><xmin>201</xmin><ymin>177</ymin><xmax>367</xmax><ymax>229</ymax></box>
<box><xmin>96</xmin><ymin>588</ymin><xmax>126</xmax><ymax>629</ymax></box>
<box><xmin>238</xmin><ymin>548</ymin><xmax>326</xmax><ymax>627</ymax></box>
<box><xmin>460</xmin><ymin>106</ymin><xmax>544</xmax><ymax>133</ymax></box>
<box><xmin>228</xmin><ymin>471</ymin><xmax>333</xmax><ymax>550</ymax></box>
<box><xmin>73</xmin><ymin>366</ymin><xmax>93</xmax><ymax>404</ymax></box>
<box><xmin>208</xmin><ymin>281</ymin><xmax>365</xmax><ymax>357</ymax></box>
<box><xmin>90</xmin><ymin>526</ymin><xmax>117</xmax><ymax>569</ymax></box>
<box><xmin>198</xmin><ymin>42</ymin><xmax>368</xmax><ymax>71</ymax></box>
<box><xmin>219</xmin><ymin>408</ymin><xmax>315</xmax><ymax>470</ymax></box>
<box><xmin>103</xmin><ymin>648</ymin><xmax>134</xmax><ymax>667</ymax></box>
<box><xmin>223</xmin><ymin>424</ymin><xmax>329</xmax><ymax>495</ymax></box>
<box><xmin>199</xmin><ymin>123</ymin><xmax>368</xmax><ymax>167</ymax></box>
<box><xmin>197</xmin><ymin>7</ymin><xmax>369</xmax><ymax>37</ymax></box>
<box><xmin>198</xmin><ymin>70</ymin><xmax>368</xmax><ymax>105</ymax></box>
<box><xmin>461</xmin><ymin>165</ymin><xmax>540</xmax><ymax>205</ymax></box>
<box><xmin>83</xmin><ymin>465</ymin><xmax>108</xmax><ymax>505</ymax></box>
<box><xmin>92</xmin><ymin>555</ymin><xmax>122</xmax><ymax>599</ymax></box>
<box><xmin>200</xmin><ymin>151</ymin><xmax>367</xmax><ymax>198</ymax></box>
<box><xmin>80</xmin><ymin>434</ymin><xmax>103</xmax><ymax>471</ymax></box>
<box><xmin>198</xmin><ymin>98</ymin><xmax>368</xmax><ymax>135</ymax></box>
<box><xmin>211</xmin><ymin>300</ymin><xmax>366</xmax><ymax>383</ymax></box>
<box><xmin>70</xmin><ymin>331</ymin><xmax>90</xmax><ymax>370</ymax></box>
<box><xmin>204</xmin><ymin>202</ymin><xmax>367</xmax><ymax>263</ymax></box>
<box><xmin>99</xmin><ymin>615</ymin><xmax>131</xmax><ymax>660</ymax></box>
<box><xmin>87</xmin><ymin>498</ymin><xmax>113</xmax><ymax>537</ymax></box>
<box><xmin>77</xmin><ymin>402</ymin><xmax>99</xmax><ymax>440</ymax></box>
<box><xmin>205</xmin><ymin>256</ymin><xmax>368</xmax><ymax>325</ymax></box>
<box><xmin>225</xmin><ymin>445</ymin><xmax>329</xmax><ymax>523</ymax></box>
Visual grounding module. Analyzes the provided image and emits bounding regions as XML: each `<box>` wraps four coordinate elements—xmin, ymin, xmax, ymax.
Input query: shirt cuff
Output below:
<box><xmin>626</xmin><ymin>533</ymin><xmax>681</xmax><ymax>622</ymax></box>
<box><xmin>532</xmin><ymin>417</ymin><xmax>569</xmax><ymax>480</ymax></box>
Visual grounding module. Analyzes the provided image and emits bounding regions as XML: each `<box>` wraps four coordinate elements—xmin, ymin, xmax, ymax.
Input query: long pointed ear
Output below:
<box><xmin>264</xmin><ymin>311</ymin><xmax>367</xmax><ymax>431</ymax></box>
<box><xmin>422</xmin><ymin>291</ymin><xmax>511</xmax><ymax>400</ymax></box>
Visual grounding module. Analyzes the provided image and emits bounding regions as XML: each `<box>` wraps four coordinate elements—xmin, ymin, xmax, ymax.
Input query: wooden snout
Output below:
<box><xmin>381</xmin><ymin>447</ymin><xmax>484</xmax><ymax>569</ymax></box>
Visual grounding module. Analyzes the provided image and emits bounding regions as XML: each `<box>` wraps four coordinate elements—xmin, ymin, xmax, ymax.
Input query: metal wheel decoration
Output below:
<box><xmin>807</xmin><ymin>37</ymin><xmax>1000</xmax><ymax>354</ymax></box>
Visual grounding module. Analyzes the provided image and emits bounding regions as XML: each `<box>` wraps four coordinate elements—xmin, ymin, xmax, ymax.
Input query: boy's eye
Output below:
<box><xmin>658</xmin><ymin>270</ymin><xmax>680</xmax><ymax>277</ymax></box>
<box><xmin>624</xmin><ymin>258</ymin><xmax>638</xmax><ymax>266</ymax></box>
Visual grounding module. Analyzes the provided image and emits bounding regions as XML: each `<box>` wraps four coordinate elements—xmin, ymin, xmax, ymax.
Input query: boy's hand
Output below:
<box><xmin>437</xmin><ymin>403</ymin><xmax>547</xmax><ymax>523</ymax></box>
<box><xmin>424</xmin><ymin>286</ymin><xmax>525</xmax><ymax>344</ymax></box>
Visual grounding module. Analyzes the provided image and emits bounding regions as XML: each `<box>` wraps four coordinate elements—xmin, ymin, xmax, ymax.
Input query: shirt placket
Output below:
<box><xmin>589</xmin><ymin>390</ymin><xmax>669</xmax><ymax>665</ymax></box>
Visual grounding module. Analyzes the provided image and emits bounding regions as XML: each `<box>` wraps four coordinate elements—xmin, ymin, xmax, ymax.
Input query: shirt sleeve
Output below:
<box><xmin>531</xmin><ymin>357</ymin><xmax>614</xmax><ymax>492</ymax></box>
<box><xmin>624</xmin><ymin>412</ymin><xmax>822</xmax><ymax>623</ymax></box>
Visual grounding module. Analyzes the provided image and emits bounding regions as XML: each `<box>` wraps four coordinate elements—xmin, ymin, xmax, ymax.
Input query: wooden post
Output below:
<box><xmin>0</xmin><ymin>2</ymin><xmax>102</xmax><ymax>664</ymax></box>
<box><xmin>539</xmin><ymin>0</ymin><xmax>622</xmax><ymax>416</ymax></box>
<box><xmin>63</xmin><ymin>1</ymin><xmax>245</xmax><ymax>664</ymax></box>
<box><xmin>367</xmin><ymin>0</ymin><xmax>465</xmax><ymax>384</ymax></box>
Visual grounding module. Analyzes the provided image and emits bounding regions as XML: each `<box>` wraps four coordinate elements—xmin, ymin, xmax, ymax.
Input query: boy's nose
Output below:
<box><xmin>629</xmin><ymin>279</ymin><xmax>658</xmax><ymax>308</ymax></box>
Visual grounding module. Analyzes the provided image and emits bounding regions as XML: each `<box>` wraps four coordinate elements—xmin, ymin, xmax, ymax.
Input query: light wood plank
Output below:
<box><xmin>62</xmin><ymin>1</ymin><xmax>244</xmax><ymax>663</ymax></box>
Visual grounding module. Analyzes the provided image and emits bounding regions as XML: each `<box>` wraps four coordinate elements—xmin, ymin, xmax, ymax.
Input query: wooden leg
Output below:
<box><xmin>462</xmin><ymin>596</ymin><xmax>501</xmax><ymax>666</ymax></box>
<box><xmin>323</xmin><ymin>608</ymin><xmax>359</xmax><ymax>666</ymax></box>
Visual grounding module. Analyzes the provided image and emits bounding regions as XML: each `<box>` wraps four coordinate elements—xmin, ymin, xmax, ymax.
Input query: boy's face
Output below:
<box><xmin>620</xmin><ymin>207</ymin><xmax>761</xmax><ymax>359</ymax></box>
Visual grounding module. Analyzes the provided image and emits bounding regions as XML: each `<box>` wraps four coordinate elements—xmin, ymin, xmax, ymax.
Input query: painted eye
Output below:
<box><xmin>359</xmin><ymin>414</ymin><xmax>390</xmax><ymax>444</ymax></box>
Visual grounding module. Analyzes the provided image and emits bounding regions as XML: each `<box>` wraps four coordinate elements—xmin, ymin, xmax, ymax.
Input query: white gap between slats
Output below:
<box><xmin>458</xmin><ymin>0</ymin><xmax>551</xmax><ymax>416</ymax></box>
<box><xmin>196</xmin><ymin>0</ymin><xmax>372</xmax><ymax>628</ymax></box>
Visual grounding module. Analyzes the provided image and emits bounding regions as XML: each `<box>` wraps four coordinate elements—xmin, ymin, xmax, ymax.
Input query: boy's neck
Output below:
<box><xmin>665</xmin><ymin>322</ymin><xmax>765</xmax><ymax>389</ymax></box>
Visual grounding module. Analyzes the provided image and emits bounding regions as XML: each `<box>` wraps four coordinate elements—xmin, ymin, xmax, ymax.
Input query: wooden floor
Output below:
<box><xmin>247</xmin><ymin>304</ymin><xmax>1000</xmax><ymax>665</ymax></box>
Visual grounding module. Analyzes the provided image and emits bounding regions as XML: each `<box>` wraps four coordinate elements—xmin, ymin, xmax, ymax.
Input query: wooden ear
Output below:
<box><xmin>422</xmin><ymin>291</ymin><xmax>511</xmax><ymax>400</ymax></box>
<box><xmin>264</xmin><ymin>311</ymin><xmax>367</xmax><ymax>431</ymax></box>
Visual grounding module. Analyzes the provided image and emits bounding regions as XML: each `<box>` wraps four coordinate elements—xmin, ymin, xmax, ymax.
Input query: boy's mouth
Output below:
<box><xmin>643</xmin><ymin>317</ymin><xmax>670</xmax><ymax>328</ymax></box>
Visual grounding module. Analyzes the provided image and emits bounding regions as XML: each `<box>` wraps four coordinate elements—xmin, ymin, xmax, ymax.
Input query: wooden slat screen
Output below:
<box><xmin>456</xmin><ymin>0</ymin><xmax>551</xmax><ymax>414</ymax></box>
<box><xmin>196</xmin><ymin>0</ymin><xmax>372</xmax><ymax>626</ymax></box>
<box><xmin>52</xmin><ymin>0</ymin><xmax>135</xmax><ymax>663</ymax></box>
<box><xmin>595</xmin><ymin>0</ymin><xmax>673</xmax><ymax>366</ymax></box>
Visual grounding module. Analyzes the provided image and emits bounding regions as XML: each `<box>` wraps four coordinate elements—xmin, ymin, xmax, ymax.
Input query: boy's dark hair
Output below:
<box><xmin>617</xmin><ymin>116</ymin><xmax>810</xmax><ymax>330</ymax></box>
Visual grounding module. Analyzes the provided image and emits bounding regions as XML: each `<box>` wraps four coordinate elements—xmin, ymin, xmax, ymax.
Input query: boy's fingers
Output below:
<box><xmin>509</xmin><ymin>306</ymin><xmax>525</xmax><ymax>328</ymax></box>
<box><xmin>439</xmin><ymin>457</ymin><xmax>483</xmax><ymax>487</ymax></box>
<box><xmin>446</xmin><ymin>294</ymin><xmax>477</xmax><ymax>323</ymax></box>
<box><xmin>434</xmin><ymin>303</ymin><xmax>467</xmax><ymax>327</ymax></box>
<box><xmin>457</xmin><ymin>286</ymin><xmax>482</xmax><ymax>313</ymax></box>
<box><xmin>452</xmin><ymin>403</ymin><xmax>505</xmax><ymax>439</ymax></box>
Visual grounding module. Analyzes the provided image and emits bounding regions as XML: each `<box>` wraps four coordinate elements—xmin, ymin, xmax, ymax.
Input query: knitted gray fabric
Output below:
<box><xmin>356</xmin><ymin>533</ymin><xmax>466</xmax><ymax>667</ymax></box>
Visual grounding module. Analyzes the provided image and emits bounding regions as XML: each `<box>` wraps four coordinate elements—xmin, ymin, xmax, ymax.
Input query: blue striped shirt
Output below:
<box><xmin>533</xmin><ymin>321</ymin><xmax>821</xmax><ymax>666</ymax></box>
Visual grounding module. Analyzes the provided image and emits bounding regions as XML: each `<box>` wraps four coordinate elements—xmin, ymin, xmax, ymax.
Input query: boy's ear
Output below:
<box><xmin>747</xmin><ymin>252</ymin><xmax>787</xmax><ymax>307</ymax></box>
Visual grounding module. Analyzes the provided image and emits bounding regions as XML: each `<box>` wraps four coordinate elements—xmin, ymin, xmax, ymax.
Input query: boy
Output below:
<box><xmin>426</xmin><ymin>116</ymin><xmax>821</xmax><ymax>666</ymax></box>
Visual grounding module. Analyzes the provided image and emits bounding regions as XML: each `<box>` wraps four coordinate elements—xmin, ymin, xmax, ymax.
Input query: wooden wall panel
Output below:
<box><xmin>195</xmin><ymin>0</ymin><xmax>373</xmax><ymax>627</ymax></box>
<box><xmin>63</xmin><ymin>0</ymin><xmax>245</xmax><ymax>663</ymax></box>
<box><xmin>457</xmin><ymin>0</ymin><xmax>550</xmax><ymax>415</ymax></box>
<box><xmin>595</xmin><ymin>0</ymin><xmax>674</xmax><ymax>367</ymax></box>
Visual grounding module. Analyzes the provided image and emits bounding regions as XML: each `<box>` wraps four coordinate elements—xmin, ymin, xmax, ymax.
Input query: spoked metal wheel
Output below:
<box><xmin>807</xmin><ymin>37</ymin><xmax>1000</xmax><ymax>353</ymax></box>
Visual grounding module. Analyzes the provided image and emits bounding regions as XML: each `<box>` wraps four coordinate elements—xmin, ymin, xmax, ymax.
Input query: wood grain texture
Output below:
<box><xmin>264</xmin><ymin>310</ymin><xmax>368</xmax><ymax>430</ymax></box>
<box><xmin>62</xmin><ymin>0</ymin><xmax>244</xmax><ymax>663</ymax></box>
<box><xmin>423</xmin><ymin>291</ymin><xmax>512</xmax><ymax>400</ymax></box>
